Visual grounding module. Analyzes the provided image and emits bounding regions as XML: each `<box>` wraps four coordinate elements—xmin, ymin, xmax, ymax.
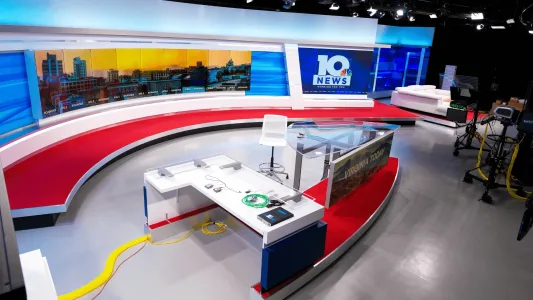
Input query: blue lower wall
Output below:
<box><xmin>0</xmin><ymin>52</ymin><xmax>34</xmax><ymax>135</ymax></box>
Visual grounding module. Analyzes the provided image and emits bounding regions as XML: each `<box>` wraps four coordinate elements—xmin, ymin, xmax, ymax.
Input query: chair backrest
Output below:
<box><xmin>261</xmin><ymin>114</ymin><xmax>288</xmax><ymax>140</ymax></box>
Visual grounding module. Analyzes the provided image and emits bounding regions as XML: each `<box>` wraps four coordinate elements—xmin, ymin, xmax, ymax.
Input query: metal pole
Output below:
<box><xmin>293</xmin><ymin>143</ymin><xmax>304</xmax><ymax>190</ymax></box>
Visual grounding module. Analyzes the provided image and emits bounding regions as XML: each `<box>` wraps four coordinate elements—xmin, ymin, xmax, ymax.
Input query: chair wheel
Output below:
<box><xmin>453</xmin><ymin>150</ymin><xmax>459</xmax><ymax>157</ymax></box>
<box><xmin>286</xmin><ymin>175</ymin><xmax>289</xmax><ymax>179</ymax></box>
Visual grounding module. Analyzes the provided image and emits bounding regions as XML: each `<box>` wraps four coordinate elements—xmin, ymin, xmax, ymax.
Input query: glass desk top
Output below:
<box><xmin>287</xmin><ymin>121</ymin><xmax>400</xmax><ymax>158</ymax></box>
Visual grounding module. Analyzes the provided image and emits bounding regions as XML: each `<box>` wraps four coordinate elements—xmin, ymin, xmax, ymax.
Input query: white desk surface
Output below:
<box><xmin>144</xmin><ymin>155</ymin><xmax>324</xmax><ymax>245</ymax></box>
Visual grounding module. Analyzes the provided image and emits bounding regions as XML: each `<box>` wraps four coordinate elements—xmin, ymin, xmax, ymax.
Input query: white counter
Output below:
<box><xmin>144</xmin><ymin>155</ymin><xmax>324</xmax><ymax>245</ymax></box>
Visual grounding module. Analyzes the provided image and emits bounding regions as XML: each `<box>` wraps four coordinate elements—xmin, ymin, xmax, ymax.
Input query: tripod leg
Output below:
<box><xmin>480</xmin><ymin>192</ymin><xmax>493</xmax><ymax>204</ymax></box>
<box><xmin>465</xmin><ymin>124</ymin><xmax>477</xmax><ymax>147</ymax></box>
<box><xmin>479</xmin><ymin>121</ymin><xmax>510</xmax><ymax>205</ymax></box>
<box><xmin>455</xmin><ymin>133</ymin><xmax>467</xmax><ymax>149</ymax></box>
<box><xmin>463</xmin><ymin>172</ymin><xmax>474</xmax><ymax>184</ymax></box>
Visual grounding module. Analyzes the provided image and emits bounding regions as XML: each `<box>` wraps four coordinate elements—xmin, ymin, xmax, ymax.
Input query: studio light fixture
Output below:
<box><xmin>282</xmin><ymin>0</ymin><xmax>295</xmax><ymax>9</ymax></box>
<box><xmin>507</xmin><ymin>19</ymin><xmax>515</xmax><ymax>24</ymax></box>
<box><xmin>471</xmin><ymin>12</ymin><xmax>484</xmax><ymax>20</ymax></box>
<box><xmin>246</xmin><ymin>0</ymin><xmax>253</xmax><ymax>3</ymax></box>
<box><xmin>392</xmin><ymin>7</ymin><xmax>405</xmax><ymax>21</ymax></box>
<box><xmin>408</xmin><ymin>15</ymin><xmax>415</xmax><ymax>22</ymax></box>
<box><xmin>529</xmin><ymin>30</ymin><xmax>533</xmax><ymax>34</ymax></box>
<box><xmin>367</xmin><ymin>7</ymin><xmax>377</xmax><ymax>16</ymax></box>
<box><xmin>437</xmin><ymin>2</ymin><xmax>449</xmax><ymax>17</ymax></box>
<box><xmin>490</xmin><ymin>26</ymin><xmax>506</xmax><ymax>29</ymax></box>
<box><xmin>392</xmin><ymin>13</ymin><xmax>401</xmax><ymax>20</ymax></box>
<box><xmin>476</xmin><ymin>24</ymin><xmax>485</xmax><ymax>30</ymax></box>
<box><xmin>429</xmin><ymin>14</ymin><xmax>437</xmax><ymax>19</ymax></box>
<box><xmin>377</xmin><ymin>11</ymin><xmax>386</xmax><ymax>18</ymax></box>
<box><xmin>352</xmin><ymin>12</ymin><xmax>359</xmax><ymax>17</ymax></box>
<box><xmin>330</xmin><ymin>3</ymin><xmax>340</xmax><ymax>10</ymax></box>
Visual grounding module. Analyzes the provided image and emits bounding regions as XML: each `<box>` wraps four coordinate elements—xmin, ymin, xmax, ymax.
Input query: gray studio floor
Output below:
<box><xmin>15</xmin><ymin>120</ymin><xmax>533</xmax><ymax>300</ymax></box>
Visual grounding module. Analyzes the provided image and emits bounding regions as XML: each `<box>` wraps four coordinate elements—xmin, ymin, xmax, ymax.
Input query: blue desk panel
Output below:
<box><xmin>261</xmin><ymin>221</ymin><xmax>327</xmax><ymax>291</ymax></box>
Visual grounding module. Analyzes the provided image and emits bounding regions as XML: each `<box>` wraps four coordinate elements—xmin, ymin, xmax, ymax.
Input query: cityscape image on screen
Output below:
<box><xmin>206</xmin><ymin>51</ymin><xmax>251</xmax><ymax>92</ymax></box>
<box><xmin>35</xmin><ymin>49</ymin><xmax>251</xmax><ymax>118</ymax></box>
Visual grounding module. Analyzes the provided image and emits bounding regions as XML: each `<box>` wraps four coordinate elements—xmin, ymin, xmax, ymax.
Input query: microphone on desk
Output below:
<box><xmin>157</xmin><ymin>168</ymin><xmax>174</xmax><ymax>177</ymax></box>
<box><xmin>194</xmin><ymin>159</ymin><xmax>207</xmax><ymax>168</ymax></box>
<box><xmin>219</xmin><ymin>161</ymin><xmax>242</xmax><ymax>170</ymax></box>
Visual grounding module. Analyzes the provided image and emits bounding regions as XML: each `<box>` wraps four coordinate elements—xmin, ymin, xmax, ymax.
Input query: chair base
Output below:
<box><xmin>259</xmin><ymin>146</ymin><xmax>289</xmax><ymax>183</ymax></box>
<box><xmin>260</xmin><ymin>169</ymin><xmax>289</xmax><ymax>183</ymax></box>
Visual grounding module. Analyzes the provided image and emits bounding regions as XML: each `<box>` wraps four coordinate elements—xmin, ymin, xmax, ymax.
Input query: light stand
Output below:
<box><xmin>517</xmin><ymin>194</ymin><xmax>533</xmax><ymax>241</ymax></box>
<box><xmin>453</xmin><ymin>99</ymin><xmax>491</xmax><ymax>156</ymax></box>
<box><xmin>463</xmin><ymin>116</ymin><xmax>526</xmax><ymax>204</ymax></box>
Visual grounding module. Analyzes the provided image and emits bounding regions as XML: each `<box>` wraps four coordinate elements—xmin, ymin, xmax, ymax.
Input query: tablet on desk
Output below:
<box><xmin>258</xmin><ymin>208</ymin><xmax>294</xmax><ymax>227</ymax></box>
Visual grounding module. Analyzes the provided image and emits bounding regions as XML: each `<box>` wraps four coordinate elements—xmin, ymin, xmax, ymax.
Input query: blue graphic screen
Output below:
<box><xmin>298</xmin><ymin>48</ymin><xmax>373</xmax><ymax>94</ymax></box>
<box><xmin>246</xmin><ymin>52</ymin><xmax>289</xmax><ymax>96</ymax></box>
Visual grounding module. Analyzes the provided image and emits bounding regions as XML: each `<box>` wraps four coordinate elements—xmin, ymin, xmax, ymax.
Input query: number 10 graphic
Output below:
<box><xmin>317</xmin><ymin>55</ymin><xmax>350</xmax><ymax>77</ymax></box>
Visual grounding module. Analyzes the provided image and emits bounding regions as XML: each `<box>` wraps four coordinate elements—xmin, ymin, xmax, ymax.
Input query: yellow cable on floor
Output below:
<box><xmin>476</xmin><ymin>123</ymin><xmax>490</xmax><ymax>181</ymax></box>
<box><xmin>506</xmin><ymin>144</ymin><xmax>532</xmax><ymax>200</ymax></box>
<box><xmin>57</xmin><ymin>235</ymin><xmax>149</xmax><ymax>300</ymax></box>
<box><xmin>58</xmin><ymin>221</ymin><xmax>227</xmax><ymax>300</ymax></box>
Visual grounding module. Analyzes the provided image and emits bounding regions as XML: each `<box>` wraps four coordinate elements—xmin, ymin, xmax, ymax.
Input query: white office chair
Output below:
<box><xmin>259</xmin><ymin>114</ymin><xmax>289</xmax><ymax>183</ymax></box>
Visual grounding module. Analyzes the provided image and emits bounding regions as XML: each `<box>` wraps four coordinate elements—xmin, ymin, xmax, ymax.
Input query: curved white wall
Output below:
<box><xmin>0</xmin><ymin>96</ymin><xmax>284</xmax><ymax>167</ymax></box>
<box><xmin>1</xmin><ymin>0</ymin><xmax>378</xmax><ymax>45</ymax></box>
<box><xmin>0</xmin><ymin>94</ymin><xmax>373</xmax><ymax>168</ymax></box>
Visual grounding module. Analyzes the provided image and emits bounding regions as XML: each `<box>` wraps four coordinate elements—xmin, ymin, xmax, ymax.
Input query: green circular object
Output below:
<box><xmin>242</xmin><ymin>194</ymin><xmax>269</xmax><ymax>208</ymax></box>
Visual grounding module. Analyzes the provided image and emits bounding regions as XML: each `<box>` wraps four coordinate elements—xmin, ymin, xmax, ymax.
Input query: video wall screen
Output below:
<box><xmin>369</xmin><ymin>46</ymin><xmax>431</xmax><ymax>92</ymax></box>
<box><xmin>298</xmin><ymin>47</ymin><xmax>374</xmax><ymax>95</ymax></box>
<box><xmin>35</xmin><ymin>49</ymin><xmax>252</xmax><ymax>118</ymax></box>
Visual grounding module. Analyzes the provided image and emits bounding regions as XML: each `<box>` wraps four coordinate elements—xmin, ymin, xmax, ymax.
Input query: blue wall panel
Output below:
<box><xmin>370</xmin><ymin>47</ymin><xmax>431</xmax><ymax>92</ymax></box>
<box><xmin>0</xmin><ymin>52</ymin><xmax>34</xmax><ymax>135</ymax></box>
<box><xmin>246</xmin><ymin>52</ymin><xmax>289</xmax><ymax>96</ymax></box>
<box><xmin>376</xmin><ymin>25</ymin><xmax>435</xmax><ymax>47</ymax></box>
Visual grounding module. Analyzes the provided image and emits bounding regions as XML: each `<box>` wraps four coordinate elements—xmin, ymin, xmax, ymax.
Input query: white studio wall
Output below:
<box><xmin>0</xmin><ymin>0</ymin><xmax>379</xmax><ymax>46</ymax></box>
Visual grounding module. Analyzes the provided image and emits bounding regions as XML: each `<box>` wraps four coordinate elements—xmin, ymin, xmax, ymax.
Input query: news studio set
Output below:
<box><xmin>2</xmin><ymin>1</ymin><xmax>533</xmax><ymax>300</ymax></box>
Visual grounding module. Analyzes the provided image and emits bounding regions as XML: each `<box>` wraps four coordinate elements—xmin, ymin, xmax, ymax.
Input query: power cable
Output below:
<box><xmin>205</xmin><ymin>175</ymin><xmax>242</xmax><ymax>193</ymax></box>
<box><xmin>520</xmin><ymin>1</ymin><xmax>533</xmax><ymax>26</ymax></box>
<box><xmin>91</xmin><ymin>242</ymin><xmax>147</xmax><ymax>299</ymax></box>
<box><xmin>58</xmin><ymin>221</ymin><xmax>227</xmax><ymax>300</ymax></box>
